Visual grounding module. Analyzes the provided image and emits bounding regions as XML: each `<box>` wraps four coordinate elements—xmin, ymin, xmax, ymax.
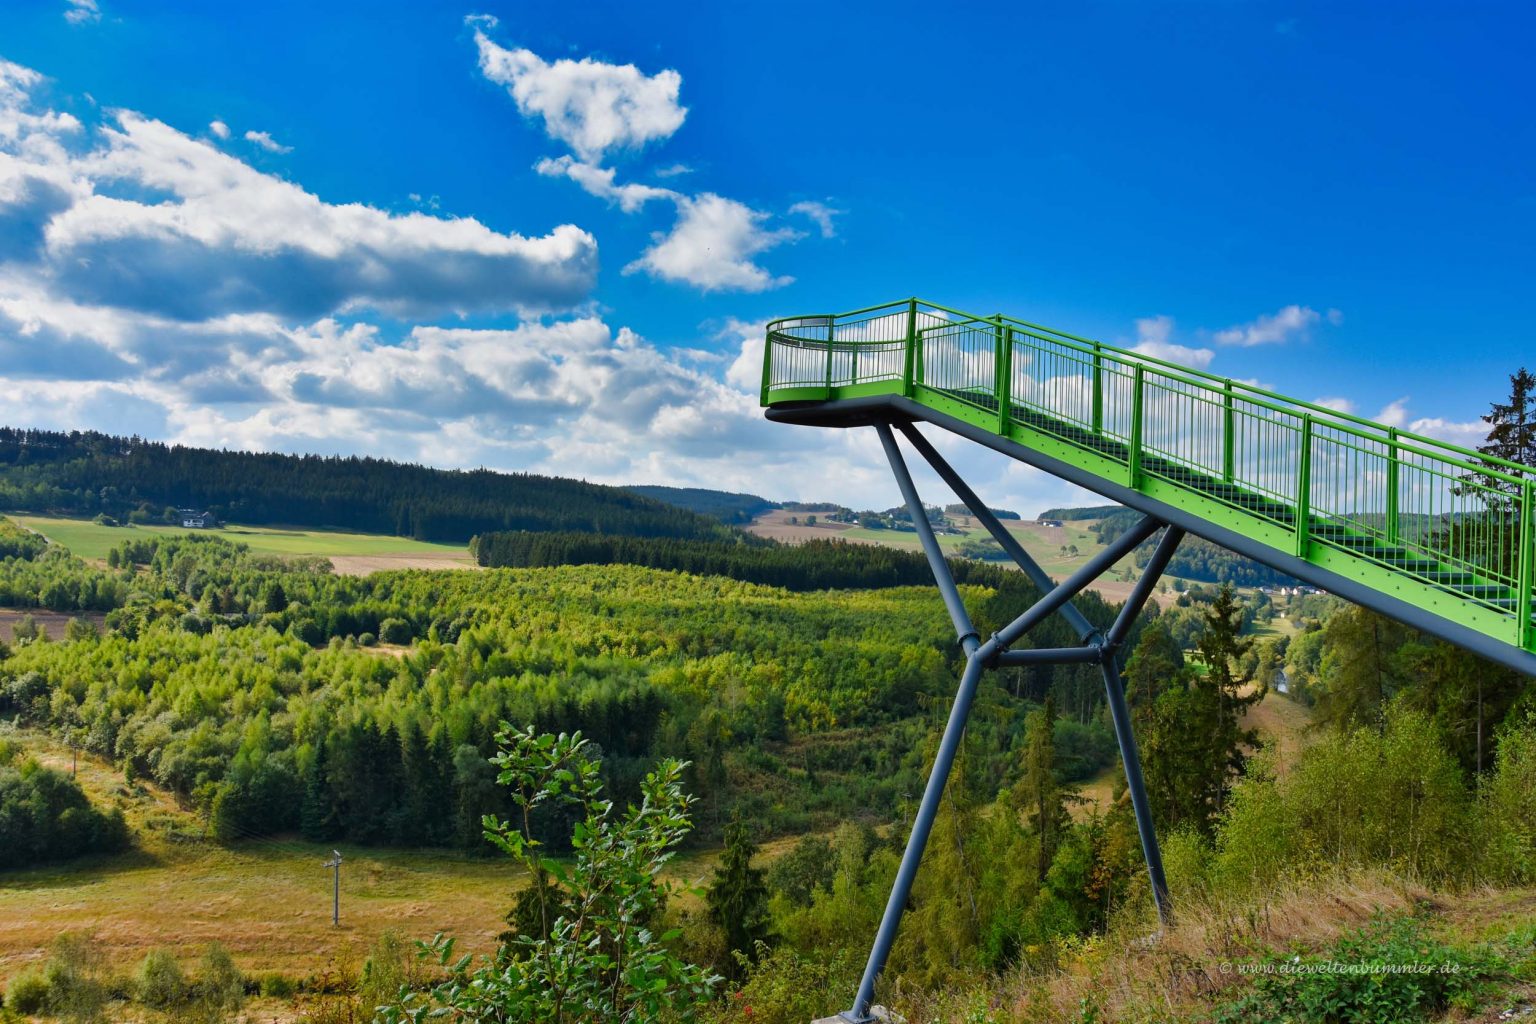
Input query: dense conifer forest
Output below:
<box><xmin>0</xmin><ymin>428</ymin><xmax>728</xmax><ymax>543</ymax></box>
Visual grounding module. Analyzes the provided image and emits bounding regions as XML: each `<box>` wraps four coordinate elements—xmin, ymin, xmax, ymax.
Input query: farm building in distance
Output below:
<box><xmin>178</xmin><ymin>509</ymin><xmax>217</xmax><ymax>529</ymax></box>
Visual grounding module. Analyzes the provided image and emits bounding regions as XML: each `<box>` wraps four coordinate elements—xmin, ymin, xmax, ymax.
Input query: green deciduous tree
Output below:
<box><xmin>384</xmin><ymin>725</ymin><xmax>718</xmax><ymax>1024</ymax></box>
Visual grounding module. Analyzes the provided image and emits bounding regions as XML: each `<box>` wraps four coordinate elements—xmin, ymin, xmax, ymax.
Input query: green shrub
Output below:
<box><xmin>5</xmin><ymin>969</ymin><xmax>49</xmax><ymax>1015</ymax></box>
<box><xmin>1211</xmin><ymin>913</ymin><xmax>1503</xmax><ymax>1024</ymax></box>
<box><xmin>377</xmin><ymin>617</ymin><xmax>411</xmax><ymax>645</ymax></box>
<box><xmin>257</xmin><ymin>971</ymin><xmax>295</xmax><ymax>998</ymax></box>
<box><xmin>42</xmin><ymin>932</ymin><xmax>106</xmax><ymax>1023</ymax></box>
<box><xmin>1482</xmin><ymin>710</ymin><xmax>1536</xmax><ymax>883</ymax></box>
<box><xmin>1214</xmin><ymin>708</ymin><xmax>1470</xmax><ymax>890</ymax></box>
<box><xmin>136</xmin><ymin>949</ymin><xmax>188</xmax><ymax>1009</ymax></box>
<box><xmin>193</xmin><ymin>943</ymin><xmax>244</xmax><ymax>1016</ymax></box>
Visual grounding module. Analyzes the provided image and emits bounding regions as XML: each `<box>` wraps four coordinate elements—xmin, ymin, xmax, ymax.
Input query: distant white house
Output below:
<box><xmin>1038</xmin><ymin>518</ymin><xmax>1065</xmax><ymax>528</ymax></box>
<box><xmin>179</xmin><ymin>508</ymin><xmax>216</xmax><ymax>529</ymax></box>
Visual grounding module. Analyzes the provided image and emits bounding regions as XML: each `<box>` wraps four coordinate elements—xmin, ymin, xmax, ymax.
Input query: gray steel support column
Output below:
<box><xmin>1100</xmin><ymin>652</ymin><xmax>1172</xmax><ymax>925</ymax></box>
<box><xmin>995</xmin><ymin>646</ymin><xmax>1104</xmax><ymax>666</ymax></box>
<box><xmin>1100</xmin><ymin>524</ymin><xmax>1182</xmax><ymax>927</ymax></box>
<box><xmin>875</xmin><ymin>422</ymin><xmax>979</xmax><ymax>653</ymax></box>
<box><xmin>844</xmin><ymin>652</ymin><xmax>986</xmax><ymax>1023</ymax></box>
<box><xmin>1109</xmin><ymin>526</ymin><xmax>1186</xmax><ymax>646</ymax></box>
<box><xmin>897</xmin><ymin>421</ymin><xmax>1099</xmax><ymax>643</ymax></box>
<box><xmin>993</xmin><ymin>515</ymin><xmax>1160</xmax><ymax>651</ymax></box>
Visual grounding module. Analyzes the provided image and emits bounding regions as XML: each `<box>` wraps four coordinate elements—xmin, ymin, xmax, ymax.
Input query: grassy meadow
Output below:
<box><xmin>8</xmin><ymin>515</ymin><xmax>473</xmax><ymax>573</ymax></box>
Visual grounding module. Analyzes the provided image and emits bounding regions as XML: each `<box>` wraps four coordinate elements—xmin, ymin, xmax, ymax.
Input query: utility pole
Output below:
<box><xmin>323</xmin><ymin>850</ymin><xmax>342</xmax><ymax>926</ymax></box>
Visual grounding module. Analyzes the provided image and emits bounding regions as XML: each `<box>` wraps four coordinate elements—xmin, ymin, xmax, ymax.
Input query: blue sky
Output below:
<box><xmin>0</xmin><ymin>1</ymin><xmax>1531</xmax><ymax>513</ymax></box>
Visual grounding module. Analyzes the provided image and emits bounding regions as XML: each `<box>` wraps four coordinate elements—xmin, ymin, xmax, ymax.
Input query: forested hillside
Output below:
<box><xmin>0</xmin><ymin>428</ymin><xmax>727</xmax><ymax>543</ymax></box>
<box><xmin>623</xmin><ymin>485</ymin><xmax>777</xmax><ymax>524</ymax></box>
<box><xmin>471</xmin><ymin>529</ymin><xmax>1019</xmax><ymax>591</ymax></box>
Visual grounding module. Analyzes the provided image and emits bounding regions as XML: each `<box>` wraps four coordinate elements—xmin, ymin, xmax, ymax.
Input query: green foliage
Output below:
<box><xmin>384</xmin><ymin>726</ymin><xmax>719</xmax><ymax>1024</ymax></box>
<box><xmin>0</xmin><ymin>516</ymin><xmax>49</xmax><ymax>561</ymax></box>
<box><xmin>4</xmin><ymin>968</ymin><xmax>49</xmax><ymax>1015</ymax></box>
<box><xmin>705</xmin><ymin>820</ymin><xmax>770</xmax><ymax>978</ymax></box>
<box><xmin>136</xmin><ymin>949</ymin><xmax>189</xmax><ymax>1009</ymax></box>
<box><xmin>714</xmin><ymin>944</ymin><xmax>864</xmax><ymax>1024</ymax></box>
<box><xmin>1482</xmin><ymin>709</ymin><xmax>1536</xmax><ymax>882</ymax></box>
<box><xmin>1131</xmin><ymin>588</ymin><xmax>1263</xmax><ymax>836</ymax></box>
<box><xmin>471</xmin><ymin>529</ymin><xmax>1015</xmax><ymax>592</ymax></box>
<box><xmin>0</xmin><ymin>426</ymin><xmax>731</xmax><ymax>543</ymax></box>
<box><xmin>765</xmin><ymin>835</ymin><xmax>835</xmax><ymax>907</ymax></box>
<box><xmin>1213</xmin><ymin>708</ymin><xmax>1472</xmax><ymax>888</ymax></box>
<box><xmin>0</xmin><ymin>756</ymin><xmax>130</xmax><ymax>869</ymax></box>
<box><xmin>190</xmin><ymin>943</ymin><xmax>245</xmax><ymax>1022</ymax></box>
<box><xmin>621</xmin><ymin>485</ymin><xmax>775</xmax><ymax>525</ymax></box>
<box><xmin>1211</xmin><ymin>914</ymin><xmax>1504</xmax><ymax>1024</ymax></box>
<box><xmin>42</xmin><ymin>932</ymin><xmax>107</xmax><ymax>1024</ymax></box>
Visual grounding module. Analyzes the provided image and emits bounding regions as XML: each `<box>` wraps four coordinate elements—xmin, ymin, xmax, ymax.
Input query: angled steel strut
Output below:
<box><xmin>823</xmin><ymin>423</ymin><xmax>1181</xmax><ymax>1024</ymax></box>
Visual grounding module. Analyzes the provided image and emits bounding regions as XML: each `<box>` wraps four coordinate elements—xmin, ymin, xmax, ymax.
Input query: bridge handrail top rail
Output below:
<box><xmin>765</xmin><ymin>296</ymin><xmax>1534</xmax><ymax>483</ymax></box>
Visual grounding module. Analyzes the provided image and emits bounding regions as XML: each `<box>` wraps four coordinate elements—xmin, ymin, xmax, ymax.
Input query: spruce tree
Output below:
<box><xmin>1013</xmin><ymin>694</ymin><xmax>1075</xmax><ymax>881</ymax></box>
<box><xmin>1194</xmin><ymin>584</ymin><xmax>1263</xmax><ymax>819</ymax></box>
<box><xmin>705</xmin><ymin>818</ymin><xmax>769</xmax><ymax>978</ymax></box>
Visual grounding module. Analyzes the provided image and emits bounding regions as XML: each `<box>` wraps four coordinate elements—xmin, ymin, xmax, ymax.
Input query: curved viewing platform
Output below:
<box><xmin>761</xmin><ymin>298</ymin><xmax>1536</xmax><ymax>674</ymax></box>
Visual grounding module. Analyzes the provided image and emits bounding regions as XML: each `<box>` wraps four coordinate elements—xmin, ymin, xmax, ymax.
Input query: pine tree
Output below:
<box><xmin>705</xmin><ymin>818</ymin><xmax>769</xmax><ymax>978</ymax></box>
<box><xmin>1194</xmin><ymin>584</ymin><xmax>1263</xmax><ymax>819</ymax></box>
<box><xmin>1012</xmin><ymin>694</ymin><xmax>1076</xmax><ymax>881</ymax></box>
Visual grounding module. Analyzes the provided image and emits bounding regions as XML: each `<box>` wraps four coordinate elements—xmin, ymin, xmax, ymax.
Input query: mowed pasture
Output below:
<box><xmin>8</xmin><ymin>515</ymin><xmax>474</xmax><ymax>572</ymax></box>
<box><xmin>0</xmin><ymin>730</ymin><xmax>734</xmax><ymax>987</ymax></box>
<box><xmin>749</xmin><ymin>508</ymin><xmax>1153</xmax><ymax>604</ymax></box>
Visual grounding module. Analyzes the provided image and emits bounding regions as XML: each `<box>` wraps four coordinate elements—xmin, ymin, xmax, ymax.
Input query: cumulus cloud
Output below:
<box><xmin>624</xmin><ymin>193</ymin><xmax>799</xmax><ymax>293</ymax></box>
<box><xmin>243</xmin><ymin>129</ymin><xmax>291</xmax><ymax>153</ymax></box>
<box><xmin>473</xmin><ymin>27</ymin><xmax>686</xmax><ymax>162</ymax></box>
<box><xmin>63</xmin><ymin>0</ymin><xmax>100</xmax><ymax>25</ymax></box>
<box><xmin>534</xmin><ymin>155</ymin><xmax>676</xmax><ymax>213</ymax></box>
<box><xmin>1213</xmin><ymin>304</ymin><xmax>1334</xmax><ymax>346</ymax></box>
<box><xmin>789</xmin><ymin>200</ymin><xmax>841</xmax><ymax>238</ymax></box>
<box><xmin>0</xmin><ymin>69</ymin><xmax>598</xmax><ymax>321</ymax></box>
<box><xmin>209</xmin><ymin>119</ymin><xmax>230</xmax><ymax>139</ymax></box>
<box><xmin>1129</xmin><ymin>315</ymin><xmax>1215</xmax><ymax>369</ymax></box>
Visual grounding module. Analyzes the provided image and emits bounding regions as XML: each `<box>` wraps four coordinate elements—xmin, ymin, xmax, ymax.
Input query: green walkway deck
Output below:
<box><xmin>761</xmin><ymin>298</ymin><xmax>1536</xmax><ymax>676</ymax></box>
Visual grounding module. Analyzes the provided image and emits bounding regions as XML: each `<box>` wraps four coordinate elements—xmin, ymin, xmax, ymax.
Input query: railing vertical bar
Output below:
<box><xmin>824</xmin><ymin>318</ymin><xmax>836</xmax><ymax>393</ymax></box>
<box><xmin>994</xmin><ymin>316</ymin><xmax>1011</xmax><ymax>434</ymax></box>
<box><xmin>1222</xmin><ymin>381</ymin><xmax>1235</xmax><ymax>483</ymax></box>
<box><xmin>1296</xmin><ymin>415</ymin><xmax>1313</xmax><ymax>558</ymax></box>
<box><xmin>1386</xmin><ymin>428</ymin><xmax>1400</xmax><ymax>546</ymax></box>
<box><xmin>1129</xmin><ymin>364</ymin><xmax>1145</xmax><ymax>487</ymax></box>
<box><xmin>1519</xmin><ymin>478</ymin><xmax>1534</xmax><ymax>650</ymax></box>
<box><xmin>1092</xmin><ymin>343</ymin><xmax>1104</xmax><ymax>434</ymax></box>
<box><xmin>903</xmin><ymin>299</ymin><xmax>918</xmax><ymax>397</ymax></box>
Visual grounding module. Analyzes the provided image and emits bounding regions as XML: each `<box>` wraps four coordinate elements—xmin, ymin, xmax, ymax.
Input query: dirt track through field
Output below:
<box><xmin>328</xmin><ymin>553</ymin><xmax>478</xmax><ymax>575</ymax></box>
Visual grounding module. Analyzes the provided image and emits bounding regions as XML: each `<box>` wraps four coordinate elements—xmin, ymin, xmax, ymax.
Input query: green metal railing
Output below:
<box><xmin>762</xmin><ymin>298</ymin><xmax>1536</xmax><ymax>657</ymax></box>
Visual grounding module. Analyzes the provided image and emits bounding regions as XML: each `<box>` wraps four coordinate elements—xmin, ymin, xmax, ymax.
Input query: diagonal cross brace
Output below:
<box><xmin>830</xmin><ymin>423</ymin><xmax>1183</xmax><ymax>1024</ymax></box>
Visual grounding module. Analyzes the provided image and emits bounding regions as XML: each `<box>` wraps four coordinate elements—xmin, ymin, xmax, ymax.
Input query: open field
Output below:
<box><xmin>749</xmin><ymin>509</ymin><xmax>1157</xmax><ymax>604</ymax></box>
<box><xmin>0</xmin><ymin>729</ymin><xmax>769</xmax><ymax>989</ymax></box>
<box><xmin>8</xmin><ymin>515</ymin><xmax>474</xmax><ymax>570</ymax></box>
<box><xmin>0</xmin><ymin>608</ymin><xmax>108</xmax><ymax>642</ymax></box>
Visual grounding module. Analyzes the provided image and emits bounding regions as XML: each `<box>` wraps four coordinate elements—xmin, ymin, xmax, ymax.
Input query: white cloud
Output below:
<box><xmin>1375</xmin><ymin>397</ymin><xmax>1410</xmax><ymax>428</ymax></box>
<box><xmin>1405</xmin><ymin>416</ymin><xmax>1486</xmax><ymax>449</ymax></box>
<box><xmin>63</xmin><ymin>0</ymin><xmax>100</xmax><ymax>25</ymax></box>
<box><xmin>473</xmin><ymin>27</ymin><xmax>686</xmax><ymax>162</ymax></box>
<box><xmin>654</xmin><ymin>163</ymin><xmax>691</xmax><ymax>179</ymax></box>
<box><xmin>1213</xmin><ymin>304</ymin><xmax>1327</xmax><ymax>346</ymax></box>
<box><xmin>209</xmin><ymin>119</ymin><xmax>230</xmax><ymax>139</ymax></box>
<box><xmin>624</xmin><ymin>193</ymin><xmax>799</xmax><ymax>292</ymax></box>
<box><xmin>534</xmin><ymin>155</ymin><xmax>676</xmax><ymax>213</ymax></box>
<box><xmin>1129</xmin><ymin>315</ymin><xmax>1215</xmax><ymax>369</ymax></box>
<box><xmin>244</xmin><ymin>129</ymin><xmax>291</xmax><ymax>153</ymax></box>
<box><xmin>1312</xmin><ymin>396</ymin><xmax>1356</xmax><ymax>415</ymax></box>
<box><xmin>789</xmin><ymin>200</ymin><xmax>841</xmax><ymax>238</ymax></box>
<box><xmin>0</xmin><ymin>67</ymin><xmax>598</xmax><ymax>321</ymax></box>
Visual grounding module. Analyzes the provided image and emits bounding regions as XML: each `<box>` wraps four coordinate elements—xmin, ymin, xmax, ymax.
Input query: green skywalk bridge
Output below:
<box><xmin>761</xmin><ymin>298</ymin><xmax>1536</xmax><ymax>1024</ymax></box>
